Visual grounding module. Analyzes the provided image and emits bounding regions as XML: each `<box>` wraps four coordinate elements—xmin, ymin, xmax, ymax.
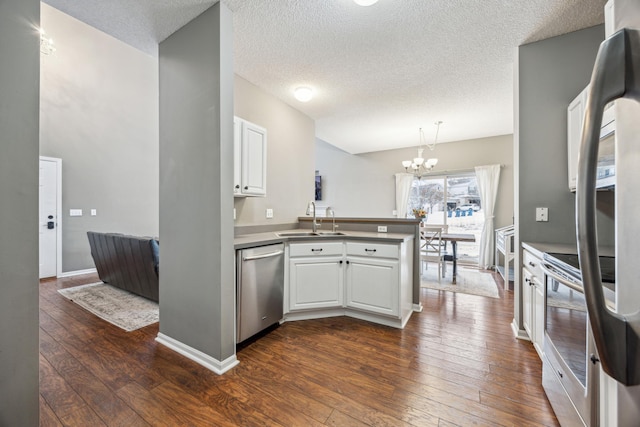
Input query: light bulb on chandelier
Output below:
<box><xmin>401</xmin><ymin>121</ymin><xmax>442</xmax><ymax>178</ymax></box>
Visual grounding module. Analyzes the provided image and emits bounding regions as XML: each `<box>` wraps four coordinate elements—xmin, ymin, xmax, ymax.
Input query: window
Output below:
<box><xmin>408</xmin><ymin>173</ymin><xmax>483</xmax><ymax>264</ymax></box>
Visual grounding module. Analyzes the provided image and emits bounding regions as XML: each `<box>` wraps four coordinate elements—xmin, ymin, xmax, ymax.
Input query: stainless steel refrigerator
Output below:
<box><xmin>577</xmin><ymin>0</ymin><xmax>640</xmax><ymax>424</ymax></box>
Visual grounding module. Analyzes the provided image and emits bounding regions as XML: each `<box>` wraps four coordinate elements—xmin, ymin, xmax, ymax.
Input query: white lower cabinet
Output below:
<box><xmin>288</xmin><ymin>241</ymin><xmax>344</xmax><ymax>311</ymax></box>
<box><xmin>345</xmin><ymin>243</ymin><xmax>400</xmax><ymax>317</ymax></box>
<box><xmin>289</xmin><ymin>256</ymin><xmax>344</xmax><ymax>310</ymax></box>
<box><xmin>522</xmin><ymin>245</ymin><xmax>545</xmax><ymax>358</ymax></box>
<box><xmin>286</xmin><ymin>239</ymin><xmax>413</xmax><ymax>328</ymax></box>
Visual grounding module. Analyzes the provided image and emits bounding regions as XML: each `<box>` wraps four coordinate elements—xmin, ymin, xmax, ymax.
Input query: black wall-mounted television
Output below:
<box><xmin>315</xmin><ymin>175</ymin><xmax>322</xmax><ymax>201</ymax></box>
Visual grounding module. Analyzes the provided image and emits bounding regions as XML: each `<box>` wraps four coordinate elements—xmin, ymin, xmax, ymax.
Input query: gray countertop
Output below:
<box><xmin>234</xmin><ymin>229</ymin><xmax>415</xmax><ymax>250</ymax></box>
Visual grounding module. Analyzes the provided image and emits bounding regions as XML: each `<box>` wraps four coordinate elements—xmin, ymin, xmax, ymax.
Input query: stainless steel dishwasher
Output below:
<box><xmin>236</xmin><ymin>243</ymin><xmax>284</xmax><ymax>343</ymax></box>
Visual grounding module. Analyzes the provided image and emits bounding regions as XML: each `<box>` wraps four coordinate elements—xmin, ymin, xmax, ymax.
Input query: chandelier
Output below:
<box><xmin>401</xmin><ymin>121</ymin><xmax>442</xmax><ymax>178</ymax></box>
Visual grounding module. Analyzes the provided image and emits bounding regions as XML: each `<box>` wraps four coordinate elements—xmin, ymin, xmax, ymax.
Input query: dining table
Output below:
<box><xmin>440</xmin><ymin>233</ymin><xmax>476</xmax><ymax>284</ymax></box>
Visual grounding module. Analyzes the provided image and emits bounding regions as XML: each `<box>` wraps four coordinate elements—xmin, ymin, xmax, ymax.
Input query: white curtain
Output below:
<box><xmin>394</xmin><ymin>173</ymin><xmax>414</xmax><ymax>218</ymax></box>
<box><xmin>475</xmin><ymin>165</ymin><xmax>501</xmax><ymax>269</ymax></box>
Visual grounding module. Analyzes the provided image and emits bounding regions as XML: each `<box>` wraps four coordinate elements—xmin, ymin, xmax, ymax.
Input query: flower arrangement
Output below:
<box><xmin>412</xmin><ymin>208</ymin><xmax>427</xmax><ymax>219</ymax></box>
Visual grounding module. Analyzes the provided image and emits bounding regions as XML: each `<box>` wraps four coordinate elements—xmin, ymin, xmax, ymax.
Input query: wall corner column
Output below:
<box><xmin>158</xmin><ymin>2</ymin><xmax>236</xmax><ymax>373</ymax></box>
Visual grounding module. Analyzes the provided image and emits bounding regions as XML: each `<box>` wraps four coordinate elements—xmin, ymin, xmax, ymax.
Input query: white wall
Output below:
<box><xmin>40</xmin><ymin>3</ymin><xmax>159</xmax><ymax>272</ymax></box>
<box><xmin>316</xmin><ymin>134</ymin><xmax>514</xmax><ymax>229</ymax></box>
<box><xmin>234</xmin><ymin>76</ymin><xmax>315</xmax><ymax>227</ymax></box>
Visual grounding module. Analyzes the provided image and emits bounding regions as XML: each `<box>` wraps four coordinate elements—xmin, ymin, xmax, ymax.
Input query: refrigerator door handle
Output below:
<box><xmin>577</xmin><ymin>28</ymin><xmax>640</xmax><ymax>386</ymax></box>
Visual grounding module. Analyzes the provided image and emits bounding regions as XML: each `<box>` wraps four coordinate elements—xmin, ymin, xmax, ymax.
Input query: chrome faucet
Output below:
<box><xmin>306</xmin><ymin>201</ymin><xmax>319</xmax><ymax>232</ymax></box>
<box><xmin>326</xmin><ymin>207</ymin><xmax>337</xmax><ymax>232</ymax></box>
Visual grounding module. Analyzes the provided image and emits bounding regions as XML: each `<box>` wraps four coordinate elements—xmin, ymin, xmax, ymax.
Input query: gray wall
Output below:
<box><xmin>517</xmin><ymin>24</ymin><xmax>609</xmax><ymax>247</ymax></box>
<box><xmin>233</xmin><ymin>76</ymin><xmax>315</xmax><ymax>226</ymax></box>
<box><xmin>0</xmin><ymin>0</ymin><xmax>40</xmax><ymax>424</ymax></box>
<box><xmin>159</xmin><ymin>3</ymin><xmax>235</xmax><ymax>363</ymax></box>
<box><xmin>40</xmin><ymin>3</ymin><xmax>159</xmax><ymax>272</ymax></box>
<box><xmin>316</xmin><ymin>134</ymin><xmax>514</xmax><ymax>230</ymax></box>
<box><xmin>514</xmin><ymin>25</ymin><xmax>606</xmax><ymax>332</ymax></box>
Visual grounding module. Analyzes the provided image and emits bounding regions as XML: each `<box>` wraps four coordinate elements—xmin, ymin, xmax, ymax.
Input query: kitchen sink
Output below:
<box><xmin>276</xmin><ymin>231</ymin><xmax>318</xmax><ymax>237</ymax></box>
<box><xmin>276</xmin><ymin>231</ymin><xmax>347</xmax><ymax>237</ymax></box>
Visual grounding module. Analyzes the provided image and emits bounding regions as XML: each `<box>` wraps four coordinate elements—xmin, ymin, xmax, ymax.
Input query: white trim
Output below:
<box><xmin>511</xmin><ymin>319</ymin><xmax>530</xmax><ymax>340</ymax></box>
<box><xmin>155</xmin><ymin>333</ymin><xmax>239</xmax><ymax>375</ymax></box>
<box><xmin>58</xmin><ymin>268</ymin><xmax>97</xmax><ymax>278</ymax></box>
<box><xmin>412</xmin><ymin>303</ymin><xmax>423</xmax><ymax>312</ymax></box>
<box><xmin>40</xmin><ymin>156</ymin><xmax>63</xmax><ymax>278</ymax></box>
<box><xmin>284</xmin><ymin>307</ymin><xmax>413</xmax><ymax>329</ymax></box>
<box><xmin>284</xmin><ymin>308</ymin><xmax>345</xmax><ymax>322</ymax></box>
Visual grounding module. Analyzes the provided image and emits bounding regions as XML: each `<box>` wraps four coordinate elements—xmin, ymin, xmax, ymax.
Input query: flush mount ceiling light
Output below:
<box><xmin>401</xmin><ymin>121</ymin><xmax>443</xmax><ymax>178</ymax></box>
<box><xmin>353</xmin><ymin>0</ymin><xmax>379</xmax><ymax>5</ymax></box>
<box><xmin>294</xmin><ymin>86</ymin><xmax>314</xmax><ymax>102</ymax></box>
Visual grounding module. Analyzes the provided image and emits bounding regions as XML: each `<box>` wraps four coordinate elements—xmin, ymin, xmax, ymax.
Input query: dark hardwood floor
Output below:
<box><xmin>39</xmin><ymin>272</ymin><xmax>559</xmax><ymax>426</ymax></box>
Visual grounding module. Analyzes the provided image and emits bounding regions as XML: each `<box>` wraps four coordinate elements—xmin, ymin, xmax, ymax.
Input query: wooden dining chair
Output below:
<box><xmin>419</xmin><ymin>226</ymin><xmax>446</xmax><ymax>279</ymax></box>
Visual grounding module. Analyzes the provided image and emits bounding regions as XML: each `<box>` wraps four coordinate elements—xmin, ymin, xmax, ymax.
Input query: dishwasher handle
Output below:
<box><xmin>242</xmin><ymin>250</ymin><xmax>284</xmax><ymax>262</ymax></box>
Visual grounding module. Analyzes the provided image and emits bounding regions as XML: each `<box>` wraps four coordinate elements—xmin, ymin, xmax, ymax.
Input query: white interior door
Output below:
<box><xmin>39</xmin><ymin>157</ymin><xmax>61</xmax><ymax>278</ymax></box>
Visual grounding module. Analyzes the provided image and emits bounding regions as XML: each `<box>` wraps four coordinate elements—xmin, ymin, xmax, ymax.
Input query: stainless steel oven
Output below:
<box><xmin>541</xmin><ymin>253</ymin><xmax>615</xmax><ymax>427</ymax></box>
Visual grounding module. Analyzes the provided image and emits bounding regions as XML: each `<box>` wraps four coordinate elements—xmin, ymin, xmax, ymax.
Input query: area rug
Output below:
<box><xmin>58</xmin><ymin>282</ymin><xmax>159</xmax><ymax>331</ymax></box>
<box><xmin>421</xmin><ymin>266</ymin><xmax>499</xmax><ymax>298</ymax></box>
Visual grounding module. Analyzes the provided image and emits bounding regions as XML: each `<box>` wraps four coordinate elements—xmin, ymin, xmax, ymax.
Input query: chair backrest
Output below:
<box><xmin>420</xmin><ymin>226</ymin><xmax>443</xmax><ymax>256</ymax></box>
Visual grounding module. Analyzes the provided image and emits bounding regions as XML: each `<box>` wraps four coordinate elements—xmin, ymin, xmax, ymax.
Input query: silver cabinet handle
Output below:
<box><xmin>541</xmin><ymin>263</ymin><xmax>584</xmax><ymax>293</ymax></box>
<box><xmin>242</xmin><ymin>250</ymin><xmax>284</xmax><ymax>261</ymax></box>
<box><xmin>577</xmin><ymin>28</ymin><xmax>640</xmax><ymax>386</ymax></box>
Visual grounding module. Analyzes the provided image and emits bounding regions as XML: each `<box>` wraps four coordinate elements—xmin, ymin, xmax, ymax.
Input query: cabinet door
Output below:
<box><xmin>567</xmin><ymin>87</ymin><xmax>587</xmax><ymax>191</ymax></box>
<box><xmin>346</xmin><ymin>257</ymin><xmax>399</xmax><ymax>317</ymax></box>
<box><xmin>289</xmin><ymin>256</ymin><xmax>343</xmax><ymax>311</ymax></box>
<box><xmin>241</xmin><ymin>120</ymin><xmax>267</xmax><ymax>196</ymax></box>
<box><xmin>522</xmin><ymin>268</ymin><xmax>533</xmax><ymax>338</ymax></box>
<box><xmin>533</xmin><ymin>277</ymin><xmax>545</xmax><ymax>357</ymax></box>
<box><xmin>233</xmin><ymin>117</ymin><xmax>242</xmax><ymax>196</ymax></box>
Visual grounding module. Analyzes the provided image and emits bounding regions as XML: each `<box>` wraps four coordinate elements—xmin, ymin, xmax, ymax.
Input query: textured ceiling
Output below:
<box><xmin>42</xmin><ymin>0</ymin><xmax>607</xmax><ymax>154</ymax></box>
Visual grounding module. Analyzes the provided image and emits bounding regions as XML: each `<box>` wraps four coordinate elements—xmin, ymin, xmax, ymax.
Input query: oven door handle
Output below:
<box><xmin>577</xmin><ymin>28</ymin><xmax>640</xmax><ymax>386</ymax></box>
<box><xmin>540</xmin><ymin>263</ymin><xmax>584</xmax><ymax>294</ymax></box>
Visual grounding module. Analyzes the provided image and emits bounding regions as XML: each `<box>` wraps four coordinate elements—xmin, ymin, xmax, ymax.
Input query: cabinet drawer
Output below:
<box><xmin>289</xmin><ymin>241</ymin><xmax>343</xmax><ymax>257</ymax></box>
<box><xmin>346</xmin><ymin>242</ymin><xmax>398</xmax><ymax>259</ymax></box>
<box><xmin>523</xmin><ymin>249</ymin><xmax>543</xmax><ymax>279</ymax></box>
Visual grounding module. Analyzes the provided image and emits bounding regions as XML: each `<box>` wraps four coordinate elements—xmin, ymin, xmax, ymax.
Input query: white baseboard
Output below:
<box><xmin>511</xmin><ymin>319</ymin><xmax>530</xmax><ymax>340</ymax></box>
<box><xmin>58</xmin><ymin>268</ymin><xmax>97</xmax><ymax>278</ymax></box>
<box><xmin>155</xmin><ymin>333</ymin><xmax>239</xmax><ymax>375</ymax></box>
<box><xmin>412</xmin><ymin>303</ymin><xmax>423</xmax><ymax>312</ymax></box>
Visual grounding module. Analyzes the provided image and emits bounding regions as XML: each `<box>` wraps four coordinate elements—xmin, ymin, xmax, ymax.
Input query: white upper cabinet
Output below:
<box><xmin>567</xmin><ymin>86</ymin><xmax>588</xmax><ymax>192</ymax></box>
<box><xmin>234</xmin><ymin>116</ymin><xmax>267</xmax><ymax>197</ymax></box>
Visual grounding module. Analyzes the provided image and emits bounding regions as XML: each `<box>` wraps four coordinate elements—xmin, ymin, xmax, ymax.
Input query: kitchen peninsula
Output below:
<box><xmin>234</xmin><ymin>218</ymin><xmax>420</xmax><ymax>335</ymax></box>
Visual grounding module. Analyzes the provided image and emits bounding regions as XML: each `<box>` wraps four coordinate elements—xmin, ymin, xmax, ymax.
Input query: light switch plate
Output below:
<box><xmin>536</xmin><ymin>207</ymin><xmax>549</xmax><ymax>222</ymax></box>
<box><xmin>91</xmin><ymin>209</ymin><xmax>97</xmax><ymax>216</ymax></box>
<box><xmin>69</xmin><ymin>209</ymin><xmax>82</xmax><ymax>217</ymax></box>
<box><xmin>266</xmin><ymin>208</ymin><xmax>273</xmax><ymax>219</ymax></box>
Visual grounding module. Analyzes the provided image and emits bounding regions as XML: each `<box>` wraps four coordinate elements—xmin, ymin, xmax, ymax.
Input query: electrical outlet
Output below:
<box><xmin>266</xmin><ymin>208</ymin><xmax>274</xmax><ymax>219</ymax></box>
<box><xmin>536</xmin><ymin>207</ymin><xmax>549</xmax><ymax>222</ymax></box>
<box><xmin>392</xmin><ymin>210</ymin><xmax>397</xmax><ymax>216</ymax></box>
<box><xmin>378</xmin><ymin>226</ymin><xmax>388</xmax><ymax>233</ymax></box>
<box><xmin>91</xmin><ymin>209</ymin><xmax>97</xmax><ymax>216</ymax></box>
<box><xmin>233</xmin><ymin>208</ymin><xmax>236</xmax><ymax>220</ymax></box>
